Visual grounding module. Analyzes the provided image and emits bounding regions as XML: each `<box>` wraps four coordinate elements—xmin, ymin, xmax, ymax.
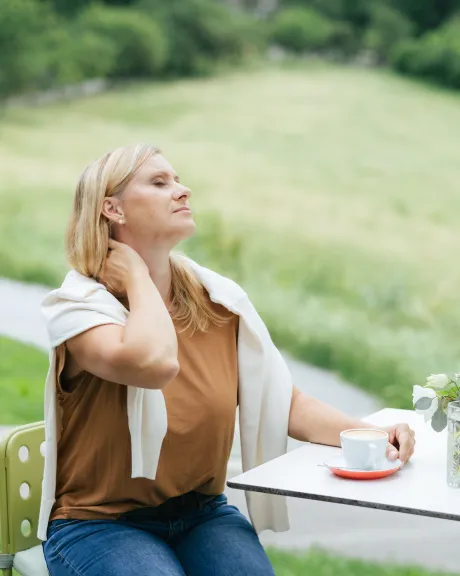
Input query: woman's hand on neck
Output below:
<box><xmin>114</xmin><ymin>231</ymin><xmax>173</xmax><ymax>304</ymax></box>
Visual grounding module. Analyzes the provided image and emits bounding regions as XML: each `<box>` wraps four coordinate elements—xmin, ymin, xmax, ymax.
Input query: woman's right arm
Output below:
<box><xmin>64</xmin><ymin>241</ymin><xmax>179</xmax><ymax>390</ymax></box>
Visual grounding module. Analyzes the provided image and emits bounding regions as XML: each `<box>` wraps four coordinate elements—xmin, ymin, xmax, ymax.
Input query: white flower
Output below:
<box><xmin>426</xmin><ymin>374</ymin><xmax>450</xmax><ymax>389</ymax></box>
<box><xmin>413</xmin><ymin>385</ymin><xmax>438</xmax><ymax>422</ymax></box>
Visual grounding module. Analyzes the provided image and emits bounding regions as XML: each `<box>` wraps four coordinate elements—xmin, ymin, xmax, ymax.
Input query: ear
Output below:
<box><xmin>102</xmin><ymin>197</ymin><xmax>124</xmax><ymax>224</ymax></box>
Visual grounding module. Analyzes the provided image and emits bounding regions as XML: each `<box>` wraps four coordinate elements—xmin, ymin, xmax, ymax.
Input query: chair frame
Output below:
<box><xmin>0</xmin><ymin>423</ymin><xmax>45</xmax><ymax>576</ymax></box>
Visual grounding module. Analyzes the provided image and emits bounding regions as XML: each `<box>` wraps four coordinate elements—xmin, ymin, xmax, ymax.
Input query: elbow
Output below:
<box><xmin>135</xmin><ymin>350</ymin><xmax>179</xmax><ymax>389</ymax></box>
<box><xmin>146</xmin><ymin>357</ymin><xmax>180</xmax><ymax>389</ymax></box>
<box><xmin>114</xmin><ymin>347</ymin><xmax>179</xmax><ymax>389</ymax></box>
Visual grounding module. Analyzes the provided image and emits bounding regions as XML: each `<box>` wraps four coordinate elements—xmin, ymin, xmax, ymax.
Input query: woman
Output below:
<box><xmin>40</xmin><ymin>144</ymin><xmax>415</xmax><ymax>575</ymax></box>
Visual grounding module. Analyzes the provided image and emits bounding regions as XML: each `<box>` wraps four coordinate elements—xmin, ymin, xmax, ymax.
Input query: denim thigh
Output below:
<box><xmin>174</xmin><ymin>496</ymin><xmax>276</xmax><ymax>576</ymax></box>
<box><xmin>43</xmin><ymin>519</ymin><xmax>185</xmax><ymax>576</ymax></box>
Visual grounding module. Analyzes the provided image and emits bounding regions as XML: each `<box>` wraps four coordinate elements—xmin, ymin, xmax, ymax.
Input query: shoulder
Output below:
<box><xmin>181</xmin><ymin>256</ymin><xmax>248</xmax><ymax>305</ymax></box>
<box><xmin>180</xmin><ymin>257</ymin><xmax>273</xmax><ymax>337</ymax></box>
<box><xmin>42</xmin><ymin>270</ymin><xmax>117</xmax><ymax>308</ymax></box>
<box><xmin>41</xmin><ymin>270</ymin><xmax>126</xmax><ymax>345</ymax></box>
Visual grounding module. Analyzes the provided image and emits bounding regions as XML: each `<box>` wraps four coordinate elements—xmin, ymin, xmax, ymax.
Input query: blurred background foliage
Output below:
<box><xmin>4</xmin><ymin>0</ymin><xmax>460</xmax><ymax>98</ymax></box>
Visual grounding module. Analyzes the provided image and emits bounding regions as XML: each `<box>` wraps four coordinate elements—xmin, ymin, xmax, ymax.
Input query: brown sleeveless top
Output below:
<box><xmin>50</xmin><ymin>294</ymin><xmax>239</xmax><ymax>521</ymax></box>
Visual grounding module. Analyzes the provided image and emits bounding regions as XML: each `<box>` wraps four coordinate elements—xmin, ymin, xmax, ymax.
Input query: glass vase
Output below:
<box><xmin>447</xmin><ymin>401</ymin><xmax>460</xmax><ymax>488</ymax></box>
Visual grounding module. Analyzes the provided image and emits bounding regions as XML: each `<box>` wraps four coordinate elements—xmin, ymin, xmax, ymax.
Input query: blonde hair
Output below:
<box><xmin>67</xmin><ymin>143</ymin><xmax>227</xmax><ymax>334</ymax></box>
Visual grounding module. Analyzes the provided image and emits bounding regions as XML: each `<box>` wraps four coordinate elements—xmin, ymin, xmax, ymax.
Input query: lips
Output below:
<box><xmin>174</xmin><ymin>207</ymin><xmax>191</xmax><ymax>213</ymax></box>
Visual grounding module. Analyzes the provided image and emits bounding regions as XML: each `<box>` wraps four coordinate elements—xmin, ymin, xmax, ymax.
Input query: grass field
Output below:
<box><xmin>267</xmin><ymin>549</ymin><xmax>453</xmax><ymax>576</ymax></box>
<box><xmin>0</xmin><ymin>338</ymin><xmax>48</xmax><ymax>424</ymax></box>
<box><xmin>2</xmin><ymin>62</ymin><xmax>460</xmax><ymax>406</ymax></box>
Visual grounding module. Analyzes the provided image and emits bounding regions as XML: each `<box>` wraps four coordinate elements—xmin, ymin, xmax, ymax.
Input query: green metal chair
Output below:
<box><xmin>0</xmin><ymin>423</ymin><xmax>49</xmax><ymax>575</ymax></box>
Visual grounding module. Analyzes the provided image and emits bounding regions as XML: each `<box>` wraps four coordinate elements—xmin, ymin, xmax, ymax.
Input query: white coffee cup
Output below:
<box><xmin>340</xmin><ymin>428</ymin><xmax>389</xmax><ymax>470</ymax></box>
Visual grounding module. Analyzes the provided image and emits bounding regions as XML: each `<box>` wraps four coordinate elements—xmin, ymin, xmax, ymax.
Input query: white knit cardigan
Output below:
<box><xmin>38</xmin><ymin>258</ymin><xmax>293</xmax><ymax>540</ymax></box>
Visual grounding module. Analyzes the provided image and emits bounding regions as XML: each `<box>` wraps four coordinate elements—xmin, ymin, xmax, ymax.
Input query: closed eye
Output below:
<box><xmin>154</xmin><ymin>180</ymin><xmax>166</xmax><ymax>187</ymax></box>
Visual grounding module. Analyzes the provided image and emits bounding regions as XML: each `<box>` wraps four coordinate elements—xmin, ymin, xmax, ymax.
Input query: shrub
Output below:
<box><xmin>137</xmin><ymin>0</ymin><xmax>262</xmax><ymax>76</ymax></box>
<box><xmin>279</xmin><ymin>0</ymin><xmax>370</xmax><ymax>27</ymax></box>
<box><xmin>328</xmin><ymin>20</ymin><xmax>358</xmax><ymax>56</ymax></box>
<box><xmin>270</xmin><ymin>7</ymin><xmax>336</xmax><ymax>53</ymax></box>
<box><xmin>35</xmin><ymin>26</ymin><xmax>116</xmax><ymax>88</ymax></box>
<box><xmin>391</xmin><ymin>16</ymin><xmax>460</xmax><ymax>88</ymax></box>
<box><xmin>78</xmin><ymin>5</ymin><xmax>168</xmax><ymax>78</ymax></box>
<box><xmin>364</xmin><ymin>4</ymin><xmax>414</xmax><ymax>64</ymax></box>
<box><xmin>385</xmin><ymin>0</ymin><xmax>460</xmax><ymax>33</ymax></box>
<box><xmin>281</xmin><ymin>0</ymin><xmax>460</xmax><ymax>32</ymax></box>
<box><xmin>391</xmin><ymin>39</ymin><xmax>423</xmax><ymax>73</ymax></box>
<box><xmin>0</xmin><ymin>0</ymin><xmax>54</xmax><ymax>97</ymax></box>
<box><xmin>46</xmin><ymin>0</ymin><xmax>93</xmax><ymax>17</ymax></box>
<box><xmin>279</xmin><ymin>0</ymin><xmax>346</xmax><ymax>20</ymax></box>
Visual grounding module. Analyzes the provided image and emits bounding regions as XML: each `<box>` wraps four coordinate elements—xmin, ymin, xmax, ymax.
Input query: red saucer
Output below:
<box><xmin>324</xmin><ymin>456</ymin><xmax>402</xmax><ymax>480</ymax></box>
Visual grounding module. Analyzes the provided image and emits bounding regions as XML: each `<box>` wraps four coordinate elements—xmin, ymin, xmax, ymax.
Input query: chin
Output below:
<box><xmin>177</xmin><ymin>220</ymin><xmax>197</xmax><ymax>241</ymax></box>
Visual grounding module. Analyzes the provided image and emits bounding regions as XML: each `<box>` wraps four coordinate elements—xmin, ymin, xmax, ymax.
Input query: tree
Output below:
<box><xmin>0</xmin><ymin>0</ymin><xmax>54</xmax><ymax>96</ymax></box>
<box><xmin>41</xmin><ymin>0</ymin><xmax>93</xmax><ymax>17</ymax></box>
<box><xmin>386</xmin><ymin>0</ymin><xmax>460</xmax><ymax>32</ymax></box>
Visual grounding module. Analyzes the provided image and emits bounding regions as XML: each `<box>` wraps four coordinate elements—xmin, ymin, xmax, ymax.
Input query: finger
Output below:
<box><xmin>409</xmin><ymin>437</ymin><xmax>416</xmax><ymax>460</ymax></box>
<box><xmin>386</xmin><ymin>443</ymin><xmax>399</xmax><ymax>461</ymax></box>
<box><xmin>386</xmin><ymin>427</ymin><xmax>396</xmax><ymax>445</ymax></box>
<box><xmin>108</xmin><ymin>239</ymin><xmax>119</xmax><ymax>250</ymax></box>
<box><xmin>396</xmin><ymin>430</ymin><xmax>413</xmax><ymax>463</ymax></box>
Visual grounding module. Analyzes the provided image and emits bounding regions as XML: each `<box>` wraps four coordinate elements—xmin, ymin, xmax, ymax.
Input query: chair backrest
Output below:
<box><xmin>0</xmin><ymin>423</ymin><xmax>45</xmax><ymax>558</ymax></box>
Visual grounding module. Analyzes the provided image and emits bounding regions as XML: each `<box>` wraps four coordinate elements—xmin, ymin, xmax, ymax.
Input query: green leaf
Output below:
<box><xmin>432</xmin><ymin>401</ymin><xmax>448</xmax><ymax>432</ymax></box>
<box><xmin>415</xmin><ymin>397</ymin><xmax>434</xmax><ymax>409</ymax></box>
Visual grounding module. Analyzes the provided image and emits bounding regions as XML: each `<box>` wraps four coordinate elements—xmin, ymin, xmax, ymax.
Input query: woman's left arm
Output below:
<box><xmin>288</xmin><ymin>387</ymin><xmax>416</xmax><ymax>465</ymax></box>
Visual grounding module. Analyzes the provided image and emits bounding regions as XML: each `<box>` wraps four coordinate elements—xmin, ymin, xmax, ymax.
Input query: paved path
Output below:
<box><xmin>2</xmin><ymin>277</ymin><xmax>460</xmax><ymax>572</ymax></box>
<box><xmin>0</xmin><ymin>279</ymin><xmax>50</xmax><ymax>350</ymax></box>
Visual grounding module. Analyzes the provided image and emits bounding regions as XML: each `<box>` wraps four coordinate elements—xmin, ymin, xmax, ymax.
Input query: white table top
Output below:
<box><xmin>227</xmin><ymin>408</ymin><xmax>460</xmax><ymax>521</ymax></box>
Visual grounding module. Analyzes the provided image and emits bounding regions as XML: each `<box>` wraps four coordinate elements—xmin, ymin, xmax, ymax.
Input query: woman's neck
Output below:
<box><xmin>114</xmin><ymin>230</ymin><xmax>173</xmax><ymax>303</ymax></box>
<box><xmin>122</xmin><ymin>242</ymin><xmax>172</xmax><ymax>303</ymax></box>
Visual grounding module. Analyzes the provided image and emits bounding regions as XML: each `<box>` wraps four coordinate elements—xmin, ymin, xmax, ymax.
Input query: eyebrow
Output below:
<box><xmin>151</xmin><ymin>170</ymin><xmax>180</xmax><ymax>182</ymax></box>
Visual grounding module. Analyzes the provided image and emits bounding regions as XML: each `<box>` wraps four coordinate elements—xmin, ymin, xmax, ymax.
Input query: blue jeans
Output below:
<box><xmin>43</xmin><ymin>494</ymin><xmax>275</xmax><ymax>575</ymax></box>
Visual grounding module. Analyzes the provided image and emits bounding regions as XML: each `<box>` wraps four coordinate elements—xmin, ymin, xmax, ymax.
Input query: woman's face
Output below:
<box><xmin>111</xmin><ymin>154</ymin><xmax>196</xmax><ymax>247</ymax></box>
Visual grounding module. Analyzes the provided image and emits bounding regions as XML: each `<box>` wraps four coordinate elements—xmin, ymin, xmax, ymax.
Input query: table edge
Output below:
<box><xmin>226</xmin><ymin>480</ymin><xmax>460</xmax><ymax>522</ymax></box>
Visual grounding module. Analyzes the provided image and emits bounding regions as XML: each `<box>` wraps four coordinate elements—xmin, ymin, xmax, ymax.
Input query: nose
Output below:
<box><xmin>175</xmin><ymin>183</ymin><xmax>192</xmax><ymax>199</ymax></box>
